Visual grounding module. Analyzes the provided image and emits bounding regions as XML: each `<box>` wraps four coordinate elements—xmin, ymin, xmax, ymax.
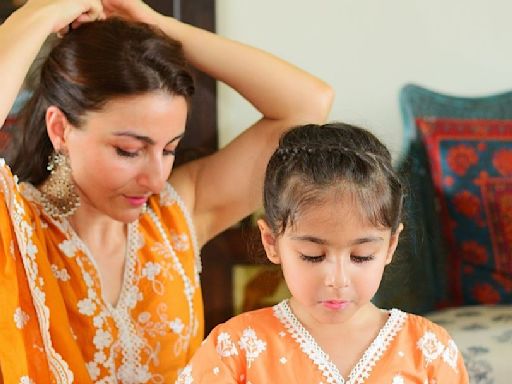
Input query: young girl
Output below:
<box><xmin>177</xmin><ymin>123</ymin><xmax>469</xmax><ymax>383</ymax></box>
<box><xmin>0</xmin><ymin>1</ymin><xmax>332</xmax><ymax>383</ymax></box>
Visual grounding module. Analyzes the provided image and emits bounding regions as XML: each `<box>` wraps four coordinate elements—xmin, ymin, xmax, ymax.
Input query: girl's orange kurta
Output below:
<box><xmin>0</xmin><ymin>161</ymin><xmax>204</xmax><ymax>383</ymax></box>
<box><xmin>178</xmin><ymin>300</ymin><xmax>469</xmax><ymax>384</ymax></box>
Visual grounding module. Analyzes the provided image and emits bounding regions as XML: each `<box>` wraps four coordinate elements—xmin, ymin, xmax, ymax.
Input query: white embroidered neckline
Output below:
<box><xmin>17</xmin><ymin>178</ymin><xmax>200</xmax><ymax>383</ymax></box>
<box><xmin>273</xmin><ymin>300</ymin><xmax>407</xmax><ymax>384</ymax></box>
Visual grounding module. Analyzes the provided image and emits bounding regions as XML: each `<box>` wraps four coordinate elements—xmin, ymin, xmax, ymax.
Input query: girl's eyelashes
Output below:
<box><xmin>351</xmin><ymin>255</ymin><xmax>375</xmax><ymax>263</ymax></box>
<box><xmin>163</xmin><ymin>149</ymin><xmax>176</xmax><ymax>156</ymax></box>
<box><xmin>300</xmin><ymin>254</ymin><xmax>325</xmax><ymax>263</ymax></box>
<box><xmin>299</xmin><ymin>254</ymin><xmax>375</xmax><ymax>264</ymax></box>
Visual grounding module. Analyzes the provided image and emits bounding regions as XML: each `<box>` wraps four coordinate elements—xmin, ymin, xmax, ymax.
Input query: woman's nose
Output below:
<box><xmin>139</xmin><ymin>157</ymin><xmax>170</xmax><ymax>194</ymax></box>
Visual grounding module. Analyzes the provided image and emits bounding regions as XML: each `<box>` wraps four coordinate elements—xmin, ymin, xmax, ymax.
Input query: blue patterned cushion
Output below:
<box><xmin>419</xmin><ymin>118</ymin><xmax>512</xmax><ymax>306</ymax></box>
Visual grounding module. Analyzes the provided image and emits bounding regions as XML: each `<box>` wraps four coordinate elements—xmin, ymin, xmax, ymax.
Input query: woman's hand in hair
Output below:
<box><xmin>0</xmin><ymin>0</ymin><xmax>104</xmax><ymax>124</ymax></box>
<box><xmin>19</xmin><ymin>0</ymin><xmax>105</xmax><ymax>34</ymax></box>
<box><xmin>102</xmin><ymin>0</ymin><xmax>159</xmax><ymax>25</ymax></box>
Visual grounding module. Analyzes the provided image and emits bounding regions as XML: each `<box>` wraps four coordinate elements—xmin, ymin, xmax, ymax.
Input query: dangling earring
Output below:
<box><xmin>39</xmin><ymin>152</ymin><xmax>80</xmax><ymax>218</ymax></box>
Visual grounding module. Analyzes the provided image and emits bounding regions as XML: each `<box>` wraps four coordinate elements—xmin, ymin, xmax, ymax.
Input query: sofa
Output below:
<box><xmin>374</xmin><ymin>84</ymin><xmax>512</xmax><ymax>384</ymax></box>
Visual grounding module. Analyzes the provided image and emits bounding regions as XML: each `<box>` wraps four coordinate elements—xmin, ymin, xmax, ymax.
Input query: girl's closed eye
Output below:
<box><xmin>300</xmin><ymin>254</ymin><xmax>326</xmax><ymax>263</ymax></box>
<box><xmin>351</xmin><ymin>255</ymin><xmax>375</xmax><ymax>264</ymax></box>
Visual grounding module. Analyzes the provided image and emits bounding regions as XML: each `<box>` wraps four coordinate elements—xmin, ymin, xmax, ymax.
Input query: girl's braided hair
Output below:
<box><xmin>263</xmin><ymin>122</ymin><xmax>404</xmax><ymax>235</ymax></box>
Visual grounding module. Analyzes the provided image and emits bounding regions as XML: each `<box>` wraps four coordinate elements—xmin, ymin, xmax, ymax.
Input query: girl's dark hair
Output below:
<box><xmin>10</xmin><ymin>18</ymin><xmax>195</xmax><ymax>185</ymax></box>
<box><xmin>263</xmin><ymin>123</ymin><xmax>404</xmax><ymax>235</ymax></box>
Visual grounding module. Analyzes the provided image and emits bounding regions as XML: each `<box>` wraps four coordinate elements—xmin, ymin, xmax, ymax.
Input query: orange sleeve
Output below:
<box><xmin>177</xmin><ymin>325</ymin><xmax>243</xmax><ymax>384</ymax></box>
<box><xmin>426</xmin><ymin>324</ymin><xmax>470</xmax><ymax>383</ymax></box>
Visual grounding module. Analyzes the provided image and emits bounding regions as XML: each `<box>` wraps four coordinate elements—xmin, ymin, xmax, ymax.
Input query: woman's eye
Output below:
<box><xmin>115</xmin><ymin>147</ymin><xmax>139</xmax><ymax>158</ymax></box>
<box><xmin>300</xmin><ymin>254</ymin><xmax>325</xmax><ymax>263</ymax></box>
<box><xmin>163</xmin><ymin>149</ymin><xmax>176</xmax><ymax>156</ymax></box>
<box><xmin>351</xmin><ymin>255</ymin><xmax>374</xmax><ymax>264</ymax></box>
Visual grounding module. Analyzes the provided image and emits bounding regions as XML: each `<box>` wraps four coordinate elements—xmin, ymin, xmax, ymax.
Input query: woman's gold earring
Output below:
<box><xmin>39</xmin><ymin>152</ymin><xmax>80</xmax><ymax>218</ymax></box>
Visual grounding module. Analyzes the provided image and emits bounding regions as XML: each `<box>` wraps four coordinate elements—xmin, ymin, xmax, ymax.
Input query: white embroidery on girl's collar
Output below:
<box><xmin>272</xmin><ymin>300</ymin><xmax>406</xmax><ymax>384</ymax></box>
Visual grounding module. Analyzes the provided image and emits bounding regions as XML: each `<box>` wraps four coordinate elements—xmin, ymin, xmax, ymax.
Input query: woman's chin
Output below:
<box><xmin>105</xmin><ymin>206</ymin><xmax>145</xmax><ymax>223</ymax></box>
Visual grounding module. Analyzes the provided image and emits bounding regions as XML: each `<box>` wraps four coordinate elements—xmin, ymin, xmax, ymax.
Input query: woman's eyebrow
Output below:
<box><xmin>113</xmin><ymin>131</ymin><xmax>185</xmax><ymax>145</ymax></box>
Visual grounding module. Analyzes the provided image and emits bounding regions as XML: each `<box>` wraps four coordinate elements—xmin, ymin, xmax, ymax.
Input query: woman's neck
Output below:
<box><xmin>68</xmin><ymin>203</ymin><xmax>126</xmax><ymax>248</ymax></box>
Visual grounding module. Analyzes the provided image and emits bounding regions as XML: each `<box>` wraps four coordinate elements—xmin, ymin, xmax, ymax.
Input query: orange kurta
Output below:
<box><xmin>177</xmin><ymin>300</ymin><xmax>469</xmax><ymax>383</ymax></box>
<box><xmin>0</xmin><ymin>160</ymin><xmax>203</xmax><ymax>383</ymax></box>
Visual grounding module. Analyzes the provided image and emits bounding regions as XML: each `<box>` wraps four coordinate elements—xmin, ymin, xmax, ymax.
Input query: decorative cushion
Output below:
<box><xmin>418</xmin><ymin>118</ymin><xmax>512</xmax><ymax>306</ymax></box>
<box><xmin>427</xmin><ymin>305</ymin><xmax>512</xmax><ymax>384</ymax></box>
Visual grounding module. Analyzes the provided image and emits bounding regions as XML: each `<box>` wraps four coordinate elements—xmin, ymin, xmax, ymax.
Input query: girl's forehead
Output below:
<box><xmin>289</xmin><ymin>195</ymin><xmax>375</xmax><ymax>233</ymax></box>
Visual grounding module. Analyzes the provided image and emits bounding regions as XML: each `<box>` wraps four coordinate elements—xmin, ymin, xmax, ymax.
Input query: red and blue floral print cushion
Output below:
<box><xmin>418</xmin><ymin>117</ymin><xmax>512</xmax><ymax>306</ymax></box>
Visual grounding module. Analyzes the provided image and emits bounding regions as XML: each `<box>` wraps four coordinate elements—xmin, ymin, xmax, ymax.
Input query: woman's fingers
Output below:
<box><xmin>55</xmin><ymin>0</ymin><xmax>106</xmax><ymax>37</ymax></box>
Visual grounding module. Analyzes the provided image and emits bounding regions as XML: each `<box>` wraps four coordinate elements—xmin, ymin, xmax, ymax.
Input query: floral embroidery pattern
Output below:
<box><xmin>492</xmin><ymin>148</ymin><xmax>512</xmax><ymax>176</ymax></box>
<box><xmin>2</xmin><ymin>169</ymin><xmax>201</xmax><ymax>383</ymax></box>
<box><xmin>160</xmin><ymin>183</ymin><xmax>201</xmax><ymax>274</ymax></box>
<box><xmin>216</xmin><ymin>332</ymin><xmax>239</xmax><ymax>357</ymax></box>
<box><xmin>273</xmin><ymin>300</ymin><xmax>407</xmax><ymax>384</ymax></box>
<box><xmin>13</xmin><ymin>307</ymin><xmax>29</xmax><ymax>329</ymax></box>
<box><xmin>417</xmin><ymin>331</ymin><xmax>445</xmax><ymax>364</ymax></box>
<box><xmin>418</xmin><ymin>119</ymin><xmax>512</xmax><ymax>306</ymax></box>
<box><xmin>461</xmin><ymin>241</ymin><xmax>488</xmax><ymax>265</ymax></box>
<box><xmin>238</xmin><ymin>328</ymin><xmax>266</xmax><ymax>368</ymax></box>
<box><xmin>0</xmin><ymin>162</ymin><xmax>75</xmax><ymax>384</ymax></box>
<box><xmin>452</xmin><ymin>190</ymin><xmax>482</xmax><ymax>222</ymax></box>
<box><xmin>51</xmin><ymin>264</ymin><xmax>71</xmax><ymax>281</ymax></box>
<box><xmin>18</xmin><ymin>376</ymin><xmax>35</xmax><ymax>384</ymax></box>
<box><xmin>446</xmin><ymin>144</ymin><xmax>478</xmax><ymax>176</ymax></box>
<box><xmin>442</xmin><ymin>340</ymin><xmax>458</xmax><ymax>370</ymax></box>
<box><xmin>472</xmin><ymin>283</ymin><xmax>501</xmax><ymax>305</ymax></box>
<box><xmin>417</xmin><ymin>331</ymin><xmax>460</xmax><ymax>372</ymax></box>
<box><xmin>176</xmin><ymin>364</ymin><xmax>194</xmax><ymax>384</ymax></box>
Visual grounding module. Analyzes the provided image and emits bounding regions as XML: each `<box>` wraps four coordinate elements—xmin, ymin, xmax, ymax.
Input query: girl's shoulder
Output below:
<box><xmin>208</xmin><ymin>305</ymin><xmax>290</xmax><ymax>343</ymax></box>
<box><xmin>210</xmin><ymin>306</ymin><xmax>279</xmax><ymax>338</ymax></box>
<box><xmin>401</xmin><ymin>310</ymin><xmax>454</xmax><ymax>342</ymax></box>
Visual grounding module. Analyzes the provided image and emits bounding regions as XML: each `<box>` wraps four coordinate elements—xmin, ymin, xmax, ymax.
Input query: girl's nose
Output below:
<box><xmin>325</xmin><ymin>258</ymin><xmax>349</xmax><ymax>288</ymax></box>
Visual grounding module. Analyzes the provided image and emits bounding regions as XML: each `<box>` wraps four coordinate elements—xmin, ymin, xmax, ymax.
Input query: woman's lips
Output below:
<box><xmin>124</xmin><ymin>195</ymin><xmax>148</xmax><ymax>207</ymax></box>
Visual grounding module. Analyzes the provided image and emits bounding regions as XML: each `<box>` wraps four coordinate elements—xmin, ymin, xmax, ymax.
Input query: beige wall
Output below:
<box><xmin>216</xmin><ymin>0</ymin><xmax>512</xmax><ymax>160</ymax></box>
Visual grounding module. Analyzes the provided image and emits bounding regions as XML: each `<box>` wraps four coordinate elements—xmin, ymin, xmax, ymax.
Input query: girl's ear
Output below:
<box><xmin>257</xmin><ymin>219</ymin><xmax>281</xmax><ymax>264</ymax></box>
<box><xmin>385</xmin><ymin>223</ymin><xmax>403</xmax><ymax>265</ymax></box>
<box><xmin>46</xmin><ymin>106</ymin><xmax>72</xmax><ymax>152</ymax></box>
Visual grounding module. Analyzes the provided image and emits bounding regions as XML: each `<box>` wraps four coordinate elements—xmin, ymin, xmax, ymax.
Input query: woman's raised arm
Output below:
<box><xmin>103</xmin><ymin>0</ymin><xmax>334</xmax><ymax>246</ymax></box>
<box><xmin>0</xmin><ymin>0</ymin><xmax>103</xmax><ymax>125</ymax></box>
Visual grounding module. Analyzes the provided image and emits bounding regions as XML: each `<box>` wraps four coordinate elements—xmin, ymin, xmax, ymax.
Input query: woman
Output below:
<box><xmin>0</xmin><ymin>0</ymin><xmax>333</xmax><ymax>383</ymax></box>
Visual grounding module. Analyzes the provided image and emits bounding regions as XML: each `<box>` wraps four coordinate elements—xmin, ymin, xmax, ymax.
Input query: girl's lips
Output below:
<box><xmin>124</xmin><ymin>195</ymin><xmax>148</xmax><ymax>207</ymax></box>
<box><xmin>322</xmin><ymin>300</ymin><xmax>349</xmax><ymax>310</ymax></box>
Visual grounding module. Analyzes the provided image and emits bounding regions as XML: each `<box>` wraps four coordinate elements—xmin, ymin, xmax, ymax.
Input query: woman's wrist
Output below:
<box><xmin>4</xmin><ymin>3</ymin><xmax>54</xmax><ymax>40</ymax></box>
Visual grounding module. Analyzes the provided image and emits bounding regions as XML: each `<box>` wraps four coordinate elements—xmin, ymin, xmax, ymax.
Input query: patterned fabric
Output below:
<box><xmin>176</xmin><ymin>300</ymin><xmax>468</xmax><ymax>383</ymax></box>
<box><xmin>418</xmin><ymin>118</ymin><xmax>512</xmax><ymax>306</ymax></box>
<box><xmin>427</xmin><ymin>305</ymin><xmax>512</xmax><ymax>384</ymax></box>
<box><xmin>0</xmin><ymin>160</ymin><xmax>203</xmax><ymax>383</ymax></box>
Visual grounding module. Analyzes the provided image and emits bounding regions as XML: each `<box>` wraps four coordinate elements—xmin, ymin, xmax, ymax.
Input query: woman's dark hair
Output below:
<box><xmin>10</xmin><ymin>18</ymin><xmax>195</xmax><ymax>185</ymax></box>
<box><xmin>263</xmin><ymin>123</ymin><xmax>404</xmax><ymax>235</ymax></box>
